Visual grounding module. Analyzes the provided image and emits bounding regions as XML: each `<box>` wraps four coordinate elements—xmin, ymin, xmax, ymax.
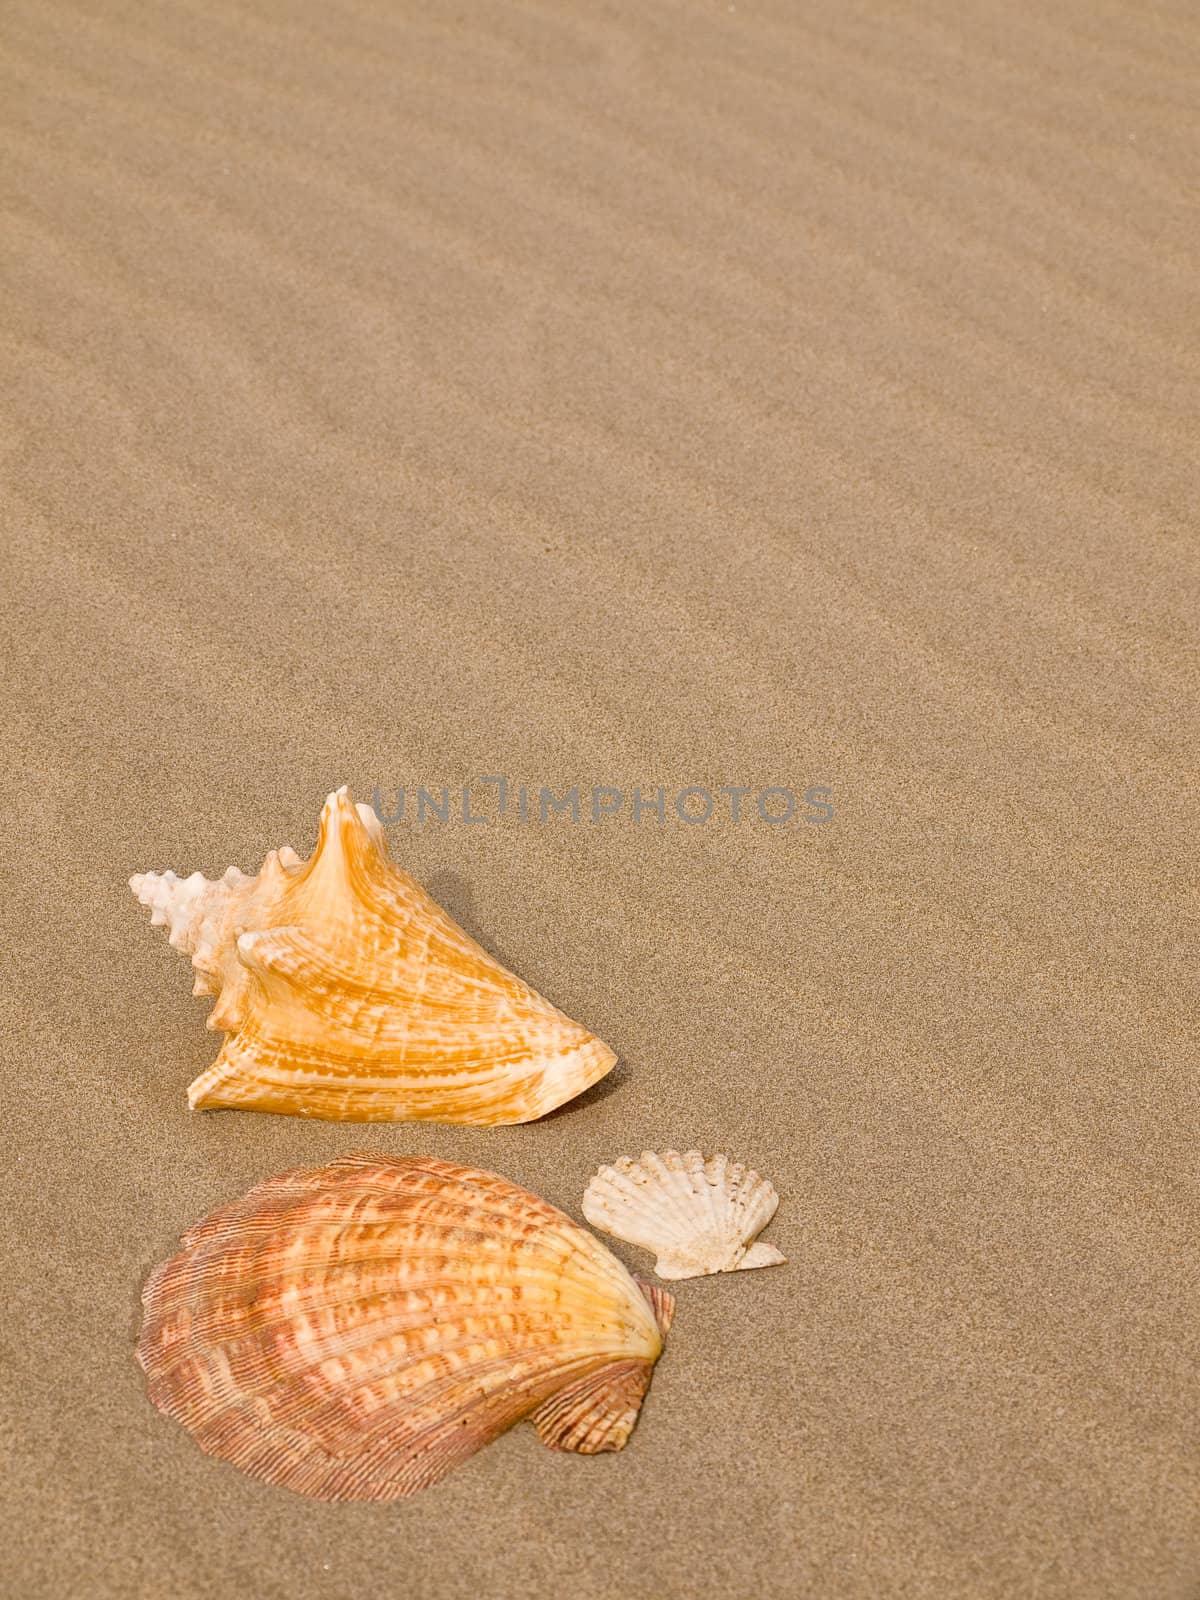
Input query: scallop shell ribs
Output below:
<box><xmin>137</xmin><ymin>1155</ymin><xmax>675</xmax><ymax>1500</ymax></box>
<box><xmin>129</xmin><ymin>786</ymin><xmax>616</xmax><ymax>1123</ymax></box>
<box><xmin>582</xmin><ymin>1150</ymin><xmax>786</xmax><ymax>1279</ymax></box>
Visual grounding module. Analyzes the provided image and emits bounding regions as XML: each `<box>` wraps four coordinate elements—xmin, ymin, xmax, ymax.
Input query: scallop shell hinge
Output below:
<box><xmin>137</xmin><ymin>1154</ymin><xmax>675</xmax><ymax>1500</ymax></box>
<box><xmin>582</xmin><ymin>1150</ymin><xmax>786</xmax><ymax>1280</ymax></box>
<box><xmin>129</xmin><ymin>785</ymin><xmax>617</xmax><ymax>1123</ymax></box>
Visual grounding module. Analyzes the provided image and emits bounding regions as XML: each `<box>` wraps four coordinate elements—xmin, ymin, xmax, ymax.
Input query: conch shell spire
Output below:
<box><xmin>129</xmin><ymin>787</ymin><xmax>617</xmax><ymax>1123</ymax></box>
<box><xmin>129</xmin><ymin>865</ymin><xmax>255</xmax><ymax>996</ymax></box>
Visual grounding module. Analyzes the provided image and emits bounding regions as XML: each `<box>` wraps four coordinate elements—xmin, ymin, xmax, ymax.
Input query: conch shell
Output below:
<box><xmin>129</xmin><ymin>787</ymin><xmax>616</xmax><ymax>1122</ymax></box>
<box><xmin>582</xmin><ymin>1149</ymin><xmax>786</xmax><ymax>1280</ymax></box>
<box><xmin>136</xmin><ymin>1154</ymin><xmax>674</xmax><ymax>1499</ymax></box>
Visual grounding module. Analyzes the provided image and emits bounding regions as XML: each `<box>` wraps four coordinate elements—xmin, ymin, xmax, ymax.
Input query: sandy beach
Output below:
<box><xmin>2</xmin><ymin>1</ymin><xmax>1197</xmax><ymax>1596</ymax></box>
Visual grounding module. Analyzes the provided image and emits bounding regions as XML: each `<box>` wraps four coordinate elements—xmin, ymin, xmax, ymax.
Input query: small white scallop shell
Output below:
<box><xmin>582</xmin><ymin>1150</ymin><xmax>786</xmax><ymax>1280</ymax></box>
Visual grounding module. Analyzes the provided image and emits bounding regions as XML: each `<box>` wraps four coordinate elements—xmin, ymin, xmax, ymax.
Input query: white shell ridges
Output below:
<box><xmin>582</xmin><ymin>1150</ymin><xmax>786</xmax><ymax>1280</ymax></box>
<box><xmin>129</xmin><ymin>787</ymin><xmax>616</xmax><ymax>1123</ymax></box>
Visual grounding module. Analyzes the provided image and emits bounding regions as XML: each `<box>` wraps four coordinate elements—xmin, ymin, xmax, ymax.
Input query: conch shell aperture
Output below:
<box><xmin>583</xmin><ymin>1150</ymin><xmax>786</xmax><ymax>1279</ymax></box>
<box><xmin>129</xmin><ymin>787</ymin><xmax>617</xmax><ymax>1123</ymax></box>
<box><xmin>137</xmin><ymin>1155</ymin><xmax>674</xmax><ymax>1499</ymax></box>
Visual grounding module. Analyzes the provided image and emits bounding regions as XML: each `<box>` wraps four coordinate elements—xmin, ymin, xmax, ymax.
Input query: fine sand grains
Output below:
<box><xmin>1</xmin><ymin>2</ymin><xmax>1197</xmax><ymax>1598</ymax></box>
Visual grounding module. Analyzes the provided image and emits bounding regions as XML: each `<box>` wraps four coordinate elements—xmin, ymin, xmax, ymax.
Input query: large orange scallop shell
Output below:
<box><xmin>136</xmin><ymin>1155</ymin><xmax>674</xmax><ymax>1500</ymax></box>
<box><xmin>129</xmin><ymin>787</ymin><xmax>616</xmax><ymax>1122</ymax></box>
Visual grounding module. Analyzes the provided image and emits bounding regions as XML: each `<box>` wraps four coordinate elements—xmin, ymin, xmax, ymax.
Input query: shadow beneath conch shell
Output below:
<box><xmin>538</xmin><ymin>1059</ymin><xmax>628</xmax><ymax>1121</ymax></box>
<box><xmin>423</xmin><ymin>868</ymin><xmax>627</xmax><ymax>1123</ymax></box>
<box><xmin>423</xmin><ymin>870</ymin><xmax>524</xmax><ymax>974</ymax></box>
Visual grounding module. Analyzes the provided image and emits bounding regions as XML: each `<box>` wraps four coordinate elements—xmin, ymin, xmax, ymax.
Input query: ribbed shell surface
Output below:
<box><xmin>129</xmin><ymin>787</ymin><xmax>616</xmax><ymax>1123</ymax></box>
<box><xmin>137</xmin><ymin>1155</ymin><xmax>670</xmax><ymax>1500</ymax></box>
